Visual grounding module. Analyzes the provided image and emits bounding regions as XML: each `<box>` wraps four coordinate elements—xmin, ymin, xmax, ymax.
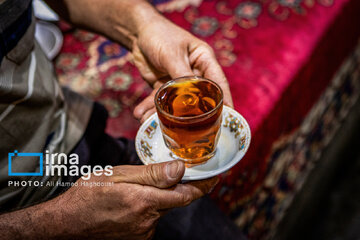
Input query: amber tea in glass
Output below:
<box><xmin>155</xmin><ymin>76</ymin><xmax>223</xmax><ymax>164</ymax></box>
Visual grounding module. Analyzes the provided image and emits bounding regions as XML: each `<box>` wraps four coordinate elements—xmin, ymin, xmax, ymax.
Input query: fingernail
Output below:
<box><xmin>166</xmin><ymin>161</ymin><xmax>182</xmax><ymax>179</ymax></box>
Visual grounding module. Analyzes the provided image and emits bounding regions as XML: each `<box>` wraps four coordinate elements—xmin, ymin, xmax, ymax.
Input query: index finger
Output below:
<box><xmin>190</xmin><ymin>44</ymin><xmax>234</xmax><ymax>108</ymax></box>
<box><xmin>203</xmin><ymin>60</ymin><xmax>233</xmax><ymax>108</ymax></box>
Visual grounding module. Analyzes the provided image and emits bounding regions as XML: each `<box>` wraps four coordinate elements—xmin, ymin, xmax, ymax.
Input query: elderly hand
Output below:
<box><xmin>132</xmin><ymin>18</ymin><xmax>233</xmax><ymax>123</ymax></box>
<box><xmin>54</xmin><ymin>160</ymin><xmax>218</xmax><ymax>239</ymax></box>
<box><xmin>45</xmin><ymin>0</ymin><xmax>232</xmax><ymax>123</ymax></box>
<box><xmin>0</xmin><ymin>160</ymin><xmax>218</xmax><ymax>239</ymax></box>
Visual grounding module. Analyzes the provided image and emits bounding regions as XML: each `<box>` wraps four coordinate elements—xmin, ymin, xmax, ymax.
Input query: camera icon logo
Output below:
<box><xmin>8</xmin><ymin>150</ymin><xmax>43</xmax><ymax>176</ymax></box>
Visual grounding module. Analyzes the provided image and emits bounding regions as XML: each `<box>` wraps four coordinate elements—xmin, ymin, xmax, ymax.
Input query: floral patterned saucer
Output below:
<box><xmin>135</xmin><ymin>106</ymin><xmax>251</xmax><ymax>180</ymax></box>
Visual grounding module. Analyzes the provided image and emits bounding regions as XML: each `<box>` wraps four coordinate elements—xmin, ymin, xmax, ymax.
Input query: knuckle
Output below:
<box><xmin>99</xmin><ymin>185</ymin><xmax>111</xmax><ymax>195</ymax></box>
<box><xmin>132</xmin><ymin>199</ymin><xmax>148</xmax><ymax>214</ymax></box>
<box><xmin>132</xmin><ymin>204</ymin><xmax>145</xmax><ymax>217</ymax></box>
<box><xmin>201</xmin><ymin>42</ymin><xmax>215</xmax><ymax>54</ymax></box>
<box><xmin>133</xmin><ymin>106</ymin><xmax>142</xmax><ymax>118</ymax></box>
<box><xmin>181</xmin><ymin>193</ymin><xmax>193</xmax><ymax>206</ymax></box>
<box><xmin>147</xmin><ymin>164</ymin><xmax>162</xmax><ymax>184</ymax></box>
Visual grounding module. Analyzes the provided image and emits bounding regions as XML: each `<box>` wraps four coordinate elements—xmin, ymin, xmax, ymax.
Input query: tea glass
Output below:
<box><xmin>155</xmin><ymin>76</ymin><xmax>223</xmax><ymax>165</ymax></box>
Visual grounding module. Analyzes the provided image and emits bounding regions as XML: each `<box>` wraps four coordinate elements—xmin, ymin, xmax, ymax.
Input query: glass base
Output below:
<box><xmin>173</xmin><ymin>149</ymin><xmax>216</xmax><ymax>167</ymax></box>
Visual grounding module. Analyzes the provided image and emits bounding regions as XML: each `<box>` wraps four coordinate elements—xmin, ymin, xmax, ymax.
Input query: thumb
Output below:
<box><xmin>111</xmin><ymin>160</ymin><xmax>185</xmax><ymax>188</ymax></box>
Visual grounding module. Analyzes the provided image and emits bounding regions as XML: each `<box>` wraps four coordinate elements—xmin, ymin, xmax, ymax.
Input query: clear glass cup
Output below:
<box><xmin>155</xmin><ymin>76</ymin><xmax>223</xmax><ymax>165</ymax></box>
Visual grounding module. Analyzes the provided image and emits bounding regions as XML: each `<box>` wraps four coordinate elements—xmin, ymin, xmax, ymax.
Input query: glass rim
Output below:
<box><xmin>154</xmin><ymin>76</ymin><xmax>224</xmax><ymax>121</ymax></box>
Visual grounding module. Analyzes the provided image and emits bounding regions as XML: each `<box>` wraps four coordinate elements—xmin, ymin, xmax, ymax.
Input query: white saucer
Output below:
<box><xmin>135</xmin><ymin>106</ymin><xmax>251</xmax><ymax>180</ymax></box>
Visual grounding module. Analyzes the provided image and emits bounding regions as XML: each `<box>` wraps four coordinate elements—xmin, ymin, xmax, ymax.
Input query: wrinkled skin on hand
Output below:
<box><xmin>132</xmin><ymin>19</ymin><xmax>233</xmax><ymax>123</ymax></box>
<box><xmin>56</xmin><ymin>161</ymin><xmax>218</xmax><ymax>240</ymax></box>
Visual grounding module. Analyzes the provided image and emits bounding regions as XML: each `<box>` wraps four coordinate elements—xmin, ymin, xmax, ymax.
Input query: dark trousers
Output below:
<box><xmin>64</xmin><ymin>103</ymin><xmax>246</xmax><ymax>240</ymax></box>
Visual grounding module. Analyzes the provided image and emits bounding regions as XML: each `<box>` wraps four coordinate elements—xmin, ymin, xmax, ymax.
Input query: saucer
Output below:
<box><xmin>135</xmin><ymin>106</ymin><xmax>251</xmax><ymax>180</ymax></box>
